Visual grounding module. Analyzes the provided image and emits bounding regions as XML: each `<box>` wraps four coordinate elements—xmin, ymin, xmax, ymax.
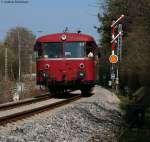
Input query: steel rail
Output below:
<box><xmin>0</xmin><ymin>94</ymin><xmax>50</xmax><ymax>111</ymax></box>
<box><xmin>0</xmin><ymin>94</ymin><xmax>81</xmax><ymax>125</ymax></box>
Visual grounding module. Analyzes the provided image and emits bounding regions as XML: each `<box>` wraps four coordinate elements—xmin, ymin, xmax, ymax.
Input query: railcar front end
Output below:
<box><xmin>34</xmin><ymin>33</ymin><xmax>97</xmax><ymax>96</ymax></box>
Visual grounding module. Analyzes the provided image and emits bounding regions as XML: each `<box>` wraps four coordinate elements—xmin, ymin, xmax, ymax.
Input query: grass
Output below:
<box><xmin>118</xmin><ymin>94</ymin><xmax>150</xmax><ymax>142</ymax></box>
<box><xmin>120</xmin><ymin>112</ymin><xmax>150</xmax><ymax>142</ymax></box>
<box><xmin>121</xmin><ymin>129</ymin><xmax>150</xmax><ymax>142</ymax></box>
<box><xmin>118</xmin><ymin>95</ymin><xmax>130</xmax><ymax>110</ymax></box>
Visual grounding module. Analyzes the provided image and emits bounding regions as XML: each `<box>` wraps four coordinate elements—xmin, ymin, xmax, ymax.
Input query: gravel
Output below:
<box><xmin>0</xmin><ymin>86</ymin><xmax>123</xmax><ymax>142</ymax></box>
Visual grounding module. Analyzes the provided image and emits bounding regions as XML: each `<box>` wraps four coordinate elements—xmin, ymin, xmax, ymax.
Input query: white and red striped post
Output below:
<box><xmin>111</xmin><ymin>21</ymin><xmax>115</xmax><ymax>55</ymax></box>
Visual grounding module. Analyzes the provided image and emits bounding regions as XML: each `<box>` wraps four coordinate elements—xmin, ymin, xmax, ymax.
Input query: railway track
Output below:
<box><xmin>0</xmin><ymin>94</ymin><xmax>50</xmax><ymax>111</ymax></box>
<box><xmin>0</xmin><ymin>93</ymin><xmax>81</xmax><ymax>125</ymax></box>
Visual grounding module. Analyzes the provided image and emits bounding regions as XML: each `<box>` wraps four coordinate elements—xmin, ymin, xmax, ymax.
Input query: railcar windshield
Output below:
<box><xmin>40</xmin><ymin>42</ymin><xmax>85</xmax><ymax>58</ymax></box>
<box><xmin>35</xmin><ymin>41</ymin><xmax>96</xmax><ymax>58</ymax></box>
<box><xmin>42</xmin><ymin>42</ymin><xmax>62</xmax><ymax>58</ymax></box>
<box><xmin>64</xmin><ymin>42</ymin><xmax>85</xmax><ymax>58</ymax></box>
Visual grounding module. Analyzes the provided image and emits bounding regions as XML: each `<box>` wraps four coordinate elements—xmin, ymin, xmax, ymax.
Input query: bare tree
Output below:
<box><xmin>4</xmin><ymin>27</ymin><xmax>36</xmax><ymax>81</ymax></box>
<box><xmin>0</xmin><ymin>44</ymin><xmax>16</xmax><ymax>81</ymax></box>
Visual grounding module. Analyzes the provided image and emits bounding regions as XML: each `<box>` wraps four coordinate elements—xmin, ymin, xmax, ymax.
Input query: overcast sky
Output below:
<box><xmin>0</xmin><ymin>0</ymin><xmax>101</xmax><ymax>42</ymax></box>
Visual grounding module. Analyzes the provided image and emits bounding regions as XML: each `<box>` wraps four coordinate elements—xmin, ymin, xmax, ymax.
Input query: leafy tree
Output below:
<box><xmin>97</xmin><ymin>0</ymin><xmax>150</xmax><ymax>90</ymax></box>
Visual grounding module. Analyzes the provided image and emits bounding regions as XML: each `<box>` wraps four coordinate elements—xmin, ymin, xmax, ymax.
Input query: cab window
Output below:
<box><xmin>86</xmin><ymin>42</ymin><xmax>96</xmax><ymax>57</ymax></box>
<box><xmin>64</xmin><ymin>42</ymin><xmax>85</xmax><ymax>58</ymax></box>
<box><xmin>42</xmin><ymin>43</ymin><xmax>62</xmax><ymax>58</ymax></box>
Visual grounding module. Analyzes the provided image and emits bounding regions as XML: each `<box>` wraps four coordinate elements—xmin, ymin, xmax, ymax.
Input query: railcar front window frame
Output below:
<box><xmin>35</xmin><ymin>41</ymin><xmax>96</xmax><ymax>59</ymax></box>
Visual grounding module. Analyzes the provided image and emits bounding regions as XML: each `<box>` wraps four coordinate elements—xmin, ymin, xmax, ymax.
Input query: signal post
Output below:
<box><xmin>109</xmin><ymin>14</ymin><xmax>124</xmax><ymax>93</ymax></box>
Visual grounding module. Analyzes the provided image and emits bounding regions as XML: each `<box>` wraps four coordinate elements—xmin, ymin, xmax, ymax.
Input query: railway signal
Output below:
<box><xmin>111</xmin><ymin>14</ymin><xmax>124</xmax><ymax>56</ymax></box>
<box><xmin>111</xmin><ymin>14</ymin><xmax>124</xmax><ymax>28</ymax></box>
<box><xmin>109</xmin><ymin>54</ymin><xmax>118</xmax><ymax>64</ymax></box>
<box><xmin>110</xmin><ymin>15</ymin><xmax>124</xmax><ymax>91</ymax></box>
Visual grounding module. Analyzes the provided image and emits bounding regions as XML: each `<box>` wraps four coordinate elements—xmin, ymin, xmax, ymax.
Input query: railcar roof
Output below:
<box><xmin>36</xmin><ymin>33</ymin><xmax>95</xmax><ymax>42</ymax></box>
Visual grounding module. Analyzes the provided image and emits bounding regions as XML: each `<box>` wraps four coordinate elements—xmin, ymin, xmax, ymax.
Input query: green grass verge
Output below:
<box><xmin>120</xmin><ymin>112</ymin><xmax>150</xmax><ymax>142</ymax></box>
<box><xmin>118</xmin><ymin>95</ymin><xmax>130</xmax><ymax>110</ymax></box>
<box><xmin>118</xmin><ymin>95</ymin><xmax>150</xmax><ymax>142</ymax></box>
<box><xmin>121</xmin><ymin>129</ymin><xmax>150</xmax><ymax>142</ymax></box>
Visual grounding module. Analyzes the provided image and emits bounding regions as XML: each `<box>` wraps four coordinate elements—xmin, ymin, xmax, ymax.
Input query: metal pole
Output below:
<box><xmin>119</xmin><ymin>24</ymin><xmax>123</xmax><ymax>61</ymax></box>
<box><xmin>116</xmin><ymin>67</ymin><xmax>119</xmax><ymax>94</ymax></box>
<box><xmin>16</xmin><ymin>30</ymin><xmax>22</xmax><ymax>101</ymax></box>
<box><xmin>110</xmin><ymin>15</ymin><xmax>124</xmax><ymax>90</ymax></box>
<box><xmin>30</xmin><ymin>55</ymin><xmax>32</xmax><ymax>80</ymax></box>
<box><xmin>4</xmin><ymin>47</ymin><xmax>8</xmax><ymax>81</ymax></box>
<box><xmin>111</xmin><ymin>20</ymin><xmax>115</xmax><ymax>55</ymax></box>
<box><xmin>117</xmin><ymin>25</ymin><xmax>120</xmax><ymax>58</ymax></box>
<box><xmin>116</xmin><ymin>24</ymin><xmax>123</xmax><ymax>94</ymax></box>
<box><xmin>111</xmin><ymin>21</ymin><xmax>116</xmax><ymax>89</ymax></box>
<box><xmin>17</xmin><ymin>31</ymin><xmax>21</xmax><ymax>82</ymax></box>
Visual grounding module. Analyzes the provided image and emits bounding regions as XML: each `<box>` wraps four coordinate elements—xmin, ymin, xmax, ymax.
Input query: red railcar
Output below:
<box><xmin>34</xmin><ymin>33</ymin><xmax>97</xmax><ymax>96</ymax></box>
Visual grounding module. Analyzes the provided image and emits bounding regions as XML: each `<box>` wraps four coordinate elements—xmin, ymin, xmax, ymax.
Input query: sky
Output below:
<box><xmin>0</xmin><ymin>0</ymin><xmax>102</xmax><ymax>43</ymax></box>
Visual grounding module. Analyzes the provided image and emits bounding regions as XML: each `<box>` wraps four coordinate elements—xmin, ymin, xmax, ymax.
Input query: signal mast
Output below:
<box><xmin>109</xmin><ymin>14</ymin><xmax>124</xmax><ymax>92</ymax></box>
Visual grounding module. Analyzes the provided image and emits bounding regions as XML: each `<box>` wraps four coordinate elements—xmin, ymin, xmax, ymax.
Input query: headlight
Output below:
<box><xmin>45</xmin><ymin>64</ymin><xmax>50</xmax><ymax>70</ymax></box>
<box><xmin>79</xmin><ymin>71</ymin><xmax>85</xmax><ymax>78</ymax></box>
<box><xmin>79</xmin><ymin>63</ymin><xmax>85</xmax><ymax>69</ymax></box>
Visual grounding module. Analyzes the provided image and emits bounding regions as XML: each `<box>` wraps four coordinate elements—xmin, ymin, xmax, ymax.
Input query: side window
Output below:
<box><xmin>38</xmin><ymin>47</ymin><xmax>43</xmax><ymax>57</ymax></box>
<box><xmin>86</xmin><ymin>42</ymin><xmax>96</xmax><ymax>58</ymax></box>
<box><xmin>33</xmin><ymin>51</ymin><xmax>38</xmax><ymax>60</ymax></box>
<box><xmin>34</xmin><ymin>42</ymin><xmax>43</xmax><ymax>59</ymax></box>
